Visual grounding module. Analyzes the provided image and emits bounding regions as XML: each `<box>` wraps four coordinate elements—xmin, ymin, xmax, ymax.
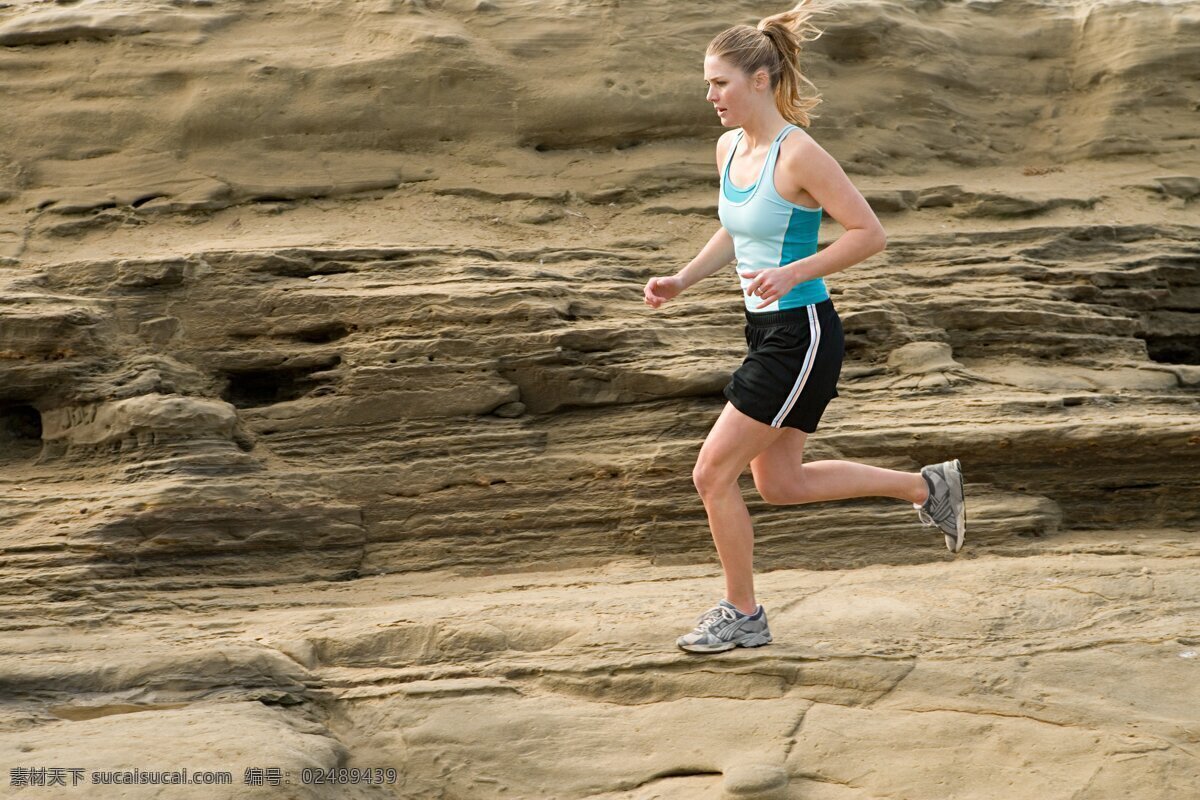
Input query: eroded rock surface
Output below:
<box><xmin>0</xmin><ymin>0</ymin><xmax>1197</xmax><ymax>798</ymax></box>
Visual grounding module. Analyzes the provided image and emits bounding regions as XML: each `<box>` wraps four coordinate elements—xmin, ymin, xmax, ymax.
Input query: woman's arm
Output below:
<box><xmin>672</xmin><ymin>131</ymin><xmax>740</xmax><ymax>290</ymax></box>
<box><xmin>674</xmin><ymin>225</ymin><xmax>736</xmax><ymax>290</ymax></box>
<box><xmin>645</xmin><ymin>227</ymin><xmax>733</xmax><ymax>308</ymax></box>
<box><xmin>645</xmin><ymin>132</ymin><xmax>740</xmax><ymax>308</ymax></box>
<box><xmin>780</xmin><ymin>137</ymin><xmax>886</xmax><ymax>283</ymax></box>
<box><xmin>742</xmin><ymin>137</ymin><xmax>885</xmax><ymax>308</ymax></box>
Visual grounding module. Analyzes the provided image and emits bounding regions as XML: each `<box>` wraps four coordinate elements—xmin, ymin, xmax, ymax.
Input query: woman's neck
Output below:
<box><xmin>739</xmin><ymin>111</ymin><xmax>790</xmax><ymax>152</ymax></box>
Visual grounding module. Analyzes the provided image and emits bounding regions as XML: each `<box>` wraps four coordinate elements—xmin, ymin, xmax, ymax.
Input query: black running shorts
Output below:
<box><xmin>722</xmin><ymin>299</ymin><xmax>844</xmax><ymax>433</ymax></box>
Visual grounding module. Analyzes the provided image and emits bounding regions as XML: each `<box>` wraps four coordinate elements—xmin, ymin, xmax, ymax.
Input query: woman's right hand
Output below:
<box><xmin>644</xmin><ymin>275</ymin><xmax>684</xmax><ymax>309</ymax></box>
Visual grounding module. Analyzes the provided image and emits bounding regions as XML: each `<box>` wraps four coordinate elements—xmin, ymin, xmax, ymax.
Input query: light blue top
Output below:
<box><xmin>717</xmin><ymin>124</ymin><xmax>828</xmax><ymax>313</ymax></box>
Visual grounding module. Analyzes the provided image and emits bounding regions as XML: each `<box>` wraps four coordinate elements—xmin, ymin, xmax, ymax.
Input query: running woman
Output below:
<box><xmin>642</xmin><ymin>2</ymin><xmax>967</xmax><ymax>653</ymax></box>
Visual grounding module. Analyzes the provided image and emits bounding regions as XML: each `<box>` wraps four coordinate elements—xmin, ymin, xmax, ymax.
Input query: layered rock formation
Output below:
<box><xmin>0</xmin><ymin>0</ymin><xmax>1197</xmax><ymax>798</ymax></box>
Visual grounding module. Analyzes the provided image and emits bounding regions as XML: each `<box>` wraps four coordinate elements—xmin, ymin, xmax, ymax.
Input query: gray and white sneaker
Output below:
<box><xmin>914</xmin><ymin>458</ymin><xmax>966</xmax><ymax>553</ymax></box>
<box><xmin>676</xmin><ymin>598</ymin><xmax>772</xmax><ymax>653</ymax></box>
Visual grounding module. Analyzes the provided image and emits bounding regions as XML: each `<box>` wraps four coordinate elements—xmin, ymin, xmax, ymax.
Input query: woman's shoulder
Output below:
<box><xmin>714</xmin><ymin>128</ymin><xmax>741</xmax><ymax>171</ymax></box>
<box><xmin>776</xmin><ymin>126</ymin><xmax>851</xmax><ymax>207</ymax></box>
<box><xmin>777</xmin><ymin>126</ymin><xmax>832</xmax><ymax>172</ymax></box>
<box><xmin>779</xmin><ymin>125</ymin><xmax>820</xmax><ymax>156</ymax></box>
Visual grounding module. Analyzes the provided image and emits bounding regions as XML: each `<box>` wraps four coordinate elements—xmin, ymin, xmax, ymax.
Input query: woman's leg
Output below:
<box><xmin>750</xmin><ymin>428</ymin><xmax>929</xmax><ymax>506</ymax></box>
<box><xmin>692</xmin><ymin>402</ymin><xmax>789</xmax><ymax>616</ymax></box>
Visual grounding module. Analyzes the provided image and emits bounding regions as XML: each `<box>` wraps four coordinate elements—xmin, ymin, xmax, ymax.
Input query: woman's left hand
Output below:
<box><xmin>742</xmin><ymin>266</ymin><xmax>799</xmax><ymax>309</ymax></box>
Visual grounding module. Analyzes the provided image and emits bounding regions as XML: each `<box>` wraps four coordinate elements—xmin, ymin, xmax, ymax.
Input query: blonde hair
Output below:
<box><xmin>707</xmin><ymin>1</ymin><xmax>828</xmax><ymax>127</ymax></box>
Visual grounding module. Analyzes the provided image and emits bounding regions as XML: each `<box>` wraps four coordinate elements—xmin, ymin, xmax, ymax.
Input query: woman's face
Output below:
<box><xmin>703</xmin><ymin>53</ymin><xmax>765</xmax><ymax>127</ymax></box>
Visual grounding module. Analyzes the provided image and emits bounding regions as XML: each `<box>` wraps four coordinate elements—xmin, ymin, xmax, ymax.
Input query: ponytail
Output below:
<box><xmin>707</xmin><ymin>1</ymin><xmax>828</xmax><ymax>127</ymax></box>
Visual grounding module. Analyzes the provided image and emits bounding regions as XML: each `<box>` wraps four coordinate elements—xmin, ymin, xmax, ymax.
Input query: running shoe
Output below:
<box><xmin>914</xmin><ymin>458</ymin><xmax>966</xmax><ymax>553</ymax></box>
<box><xmin>676</xmin><ymin>598</ymin><xmax>772</xmax><ymax>653</ymax></box>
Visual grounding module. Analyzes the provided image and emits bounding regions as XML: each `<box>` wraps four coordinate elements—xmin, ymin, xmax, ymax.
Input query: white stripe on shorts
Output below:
<box><xmin>771</xmin><ymin>304</ymin><xmax>821</xmax><ymax>427</ymax></box>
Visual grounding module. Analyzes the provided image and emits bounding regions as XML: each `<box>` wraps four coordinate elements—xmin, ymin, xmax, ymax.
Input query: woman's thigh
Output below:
<box><xmin>749</xmin><ymin>427</ymin><xmax>808</xmax><ymax>500</ymax></box>
<box><xmin>694</xmin><ymin>401</ymin><xmax>789</xmax><ymax>488</ymax></box>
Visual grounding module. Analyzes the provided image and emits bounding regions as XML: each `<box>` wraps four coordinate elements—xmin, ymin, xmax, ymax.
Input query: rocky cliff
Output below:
<box><xmin>1</xmin><ymin>1</ymin><xmax>1197</xmax><ymax>798</ymax></box>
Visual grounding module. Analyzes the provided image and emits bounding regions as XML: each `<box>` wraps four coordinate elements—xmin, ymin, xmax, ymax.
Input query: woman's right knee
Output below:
<box><xmin>754</xmin><ymin>470</ymin><xmax>808</xmax><ymax>505</ymax></box>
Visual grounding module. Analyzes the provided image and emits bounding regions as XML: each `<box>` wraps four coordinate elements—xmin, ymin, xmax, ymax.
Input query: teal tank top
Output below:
<box><xmin>717</xmin><ymin>124</ymin><xmax>828</xmax><ymax>313</ymax></box>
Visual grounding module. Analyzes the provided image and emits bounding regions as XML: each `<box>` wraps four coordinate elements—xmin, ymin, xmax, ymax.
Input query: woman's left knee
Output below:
<box><xmin>692</xmin><ymin>460</ymin><xmax>739</xmax><ymax>499</ymax></box>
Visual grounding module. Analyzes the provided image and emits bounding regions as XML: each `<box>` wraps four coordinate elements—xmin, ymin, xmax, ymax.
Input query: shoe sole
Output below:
<box><xmin>944</xmin><ymin>458</ymin><xmax>966</xmax><ymax>553</ymax></box>
<box><xmin>676</xmin><ymin>630</ymin><xmax>773</xmax><ymax>653</ymax></box>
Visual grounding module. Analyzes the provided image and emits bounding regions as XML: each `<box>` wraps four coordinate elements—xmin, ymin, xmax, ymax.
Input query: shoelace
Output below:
<box><xmin>692</xmin><ymin>605</ymin><xmax>738</xmax><ymax>632</ymax></box>
<box><xmin>917</xmin><ymin>471</ymin><xmax>950</xmax><ymax>529</ymax></box>
<box><xmin>917</xmin><ymin>493</ymin><xmax>956</xmax><ymax>547</ymax></box>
